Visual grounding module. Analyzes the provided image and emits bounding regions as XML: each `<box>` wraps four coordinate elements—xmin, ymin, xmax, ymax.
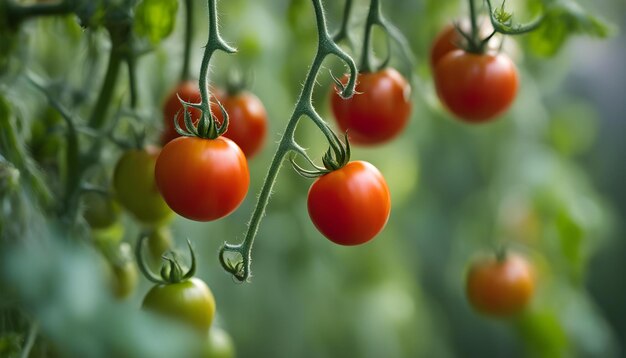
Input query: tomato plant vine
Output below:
<box><xmin>218</xmin><ymin>0</ymin><xmax>358</xmax><ymax>282</ymax></box>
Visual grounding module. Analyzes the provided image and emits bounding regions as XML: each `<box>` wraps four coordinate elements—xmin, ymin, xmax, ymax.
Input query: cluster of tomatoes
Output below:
<box><xmin>432</xmin><ymin>22</ymin><xmax>534</xmax><ymax>317</ymax></box>
<box><xmin>96</xmin><ymin>17</ymin><xmax>530</xmax><ymax>353</ymax></box>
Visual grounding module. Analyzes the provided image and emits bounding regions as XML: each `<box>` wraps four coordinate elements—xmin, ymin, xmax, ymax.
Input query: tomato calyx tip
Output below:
<box><xmin>290</xmin><ymin>132</ymin><xmax>351</xmax><ymax>179</ymax></box>
<box><xmin>136</xmin><ymin>233</ymin><xmax>196</xmax><ymax>285</ymax></box>
<box><xmin>173</xmin><ymin>94</ymin><xmax>229</xmax><ymax>140</ymax></box>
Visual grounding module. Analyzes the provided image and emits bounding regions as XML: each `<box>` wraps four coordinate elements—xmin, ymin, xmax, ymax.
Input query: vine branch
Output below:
<box><xmin>218</xmin><ymin>0</ymin><xmax>357</xmax><ymax>282</ymax></box>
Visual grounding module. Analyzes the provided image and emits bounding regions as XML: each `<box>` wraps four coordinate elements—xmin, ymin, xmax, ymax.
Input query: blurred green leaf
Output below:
<box><xmin>517</xmin><ymin>310</ymin><xmax>570</xmax><ymax>357</ymax></box>
<box><xmin>528</xmin><ymin>0</ymin><xmax>616</xmax><ymax>57</ymax></box>
<box><xmin>134</xmin><ymin>0</ymin><xmax>179</xmax><ymax>45</ymax></box>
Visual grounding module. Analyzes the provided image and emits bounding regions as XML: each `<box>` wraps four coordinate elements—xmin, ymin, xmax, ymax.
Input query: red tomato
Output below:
<box><xmin>466</xmin><ymin>253</ymin><xmax>535</xmax><ymax>316</ymax></box>
<box><xmin>330</xmin><ymin>68</ymin><xmax>411</xmax><ymax>145</ymax></box>
<box><xmin>212</xmin><ymin>91</ymin><xmax>268</xmax><ymax>158</ymax></box>
<box><xmin>434</xmin><ymin>50</ymin><xmax>519</xmax><ymax>123</ymax></box>
<box><xmin>430</xmin><ymin>20</ymin><xmax>499</xmax><ymax>68</ymax></box>
<box><xmin>308</xmin><ymin>161</ymin><xmax>391</xmax><ymax>245</ymax></box>
<box><xmin>162</xmin><ymin>81</ymin><xmax>203</xmax><ymax>144</ymax></box>
<box><xmin>430</xmin><ymin>24</ymin><xmax>462</xmax><ymax>68</ymax></box>
<box><xmin>154</xmin><ymin>136</ymin><xmax>249</xmax><ymax>221</ymax></box>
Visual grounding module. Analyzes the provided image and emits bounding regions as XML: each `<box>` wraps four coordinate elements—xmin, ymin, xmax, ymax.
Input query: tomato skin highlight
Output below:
<box><xmin>307</xmin><ymin>161</ymin><xmax>391</xmax><ymax>246</ymax></box>
<box><xmin>330</xmin><ymin>68</ymin><xmax>411</xmax><ymax>145</ymax></box>
<box><xmin>142</xmin><ymin>277</ymin><xmax>216</xmax><ymax>332</ymax></box>
<box><xmin>162</xmin><ymin>81</ymin><xmax>203</xmax><ymax>144</ymax></box>
<box><xmin>466</xmin><ymin>253</ymin><xmax>535</xmax><ymax>316</ymax></box>
<box><xmin>113</xmin><ymin>148</ymin><xmax>173</xmax><ymax>224</ymax></box>
<box><xmin>155</xmin><ymin>136</ymin><xmax>249</xmax><ymax>222</ymax></box>
<box><xmin>434</xmin><ymin>50</ymin><xmax>519</xmax><ymax>123</ymax></box>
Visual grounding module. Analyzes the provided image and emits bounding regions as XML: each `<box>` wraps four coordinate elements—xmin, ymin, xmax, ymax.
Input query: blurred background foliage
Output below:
<box><xmin>0</xmin><ymin>0</ymin><xmax>625</xmax><ymax>357</ymax></box>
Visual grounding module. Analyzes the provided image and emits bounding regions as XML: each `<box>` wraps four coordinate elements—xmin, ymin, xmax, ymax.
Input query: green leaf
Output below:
<box><xmin>134</xmin><ymin>0</ymin><xmax>178</xmax><ymax>45</ymax></box>
<box><xmin>528</xmin><ymin>0</ymin><xmax>616</xmax><ymax>57</ymax></box>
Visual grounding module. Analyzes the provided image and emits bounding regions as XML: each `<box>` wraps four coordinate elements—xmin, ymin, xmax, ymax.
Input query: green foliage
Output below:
<box><xmin>134</xmin><ymin>0</ymin><xmax>179</xmax><ymax>45</ymax></box>
<box><xmin>529</xmin><ymin>0</ymin><xmax>615</xmax><ymax>56</ymax></box>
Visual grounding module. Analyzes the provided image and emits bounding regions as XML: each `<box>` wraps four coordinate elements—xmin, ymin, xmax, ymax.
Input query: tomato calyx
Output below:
<box><xmin>135</xmin><ymin>233</ymin><xmax>196</xmax><ymax>285</ymax></box>
<box><xmin>173</xmin><ymin>93</ymin><xmax>229</xmax><ymax>140</ymax></box>
<box><xmin>290</xmin><ymin>132</ymin><xmax>351</xmax><ymax>179</ymax></box>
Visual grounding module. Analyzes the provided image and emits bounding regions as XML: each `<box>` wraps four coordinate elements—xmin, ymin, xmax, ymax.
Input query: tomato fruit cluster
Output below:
<box><xmin>330</xmin><ymin>68</ymin><xmax>411</xmax><ymax>145</ymax></box>
<box><xmin>155</xmin><ymin>136</ymin><xmax>249</xmax><ymax>221</ymax></box>
<box><xmin>308</xmin><ymin>161</ymin><xmax>391</xmax><ymax>246</ymax></box>
<box><xmin>466</xmin><ymin>253</ymin><xmax>535</xmax><ymax>316</ymax></box>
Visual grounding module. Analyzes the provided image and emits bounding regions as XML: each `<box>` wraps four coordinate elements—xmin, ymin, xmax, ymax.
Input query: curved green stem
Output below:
<box><xmin>218</xmin><ymin>0</ymin><xmax>357</xmax><ymax>282</ymax></box>
<box><xmin>359</xmin><ymin>0</ymin><xmax>381</xmax><ymax>73</ymax></box>
<box><xmin>486</xmin><ymin>0</ymin><xmax>544</xmax><ymax>35</ymax></box>
<box><xmin>136</xmin><ymin>233</ymin><xmax>166</xmax><ymax>284</ymax></box>
<box><xmin>333</xmin><ymin>0</ymin><xmax>354</xmax><ymax>46</ymax></box>
<box><xmin>358</xmin><ymin>0</ymin><xmax>414</xmax><ymax>77</ymax></box>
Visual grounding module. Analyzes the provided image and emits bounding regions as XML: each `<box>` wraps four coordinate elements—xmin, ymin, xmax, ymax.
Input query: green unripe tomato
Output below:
<box><xmin>111</xmin><ymin>259</ymin><xmax>138</xmax><ymax>299</ymax></box>
<box><xmin>113</xmin><ymin>147</ymin><xmax>173</xmax><ymax>224</ymax></box>
<box><xmin>204</xmin><ymin>327</ymin><xmax>235</xmax><ymax>358</ymax></box>
<box><xmin>142</xmin><ymin>277</ymin><xmax>216</xmax><ymax>332</ymax></box>
<box><xmin>82</xmin><ymin>191</ymin><xmax>121</xmax><ymax>229</ymax></box>
<box><xmin>91</xmin><ymin>221</ymin><xmax>125</xmax><ymax>248</ymax></box>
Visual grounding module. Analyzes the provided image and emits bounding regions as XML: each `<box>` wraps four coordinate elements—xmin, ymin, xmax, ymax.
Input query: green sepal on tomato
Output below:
<box><xmin>113</xmin><ymin>146</ymin><xmax>173</xmax><ymax>225</ymax></box>
<box><xmin>330</xmin><ymin>68</ymin><xmax>411</xmax><ymax>145</ymax></box>
<box><xmin>307</xmin><ymin>161</ymin><xmax>391</xmax><ymax>246</ymax></box>
<box><xmin>155</xmin><ymin>136</ymin><xmax>249</xmax><ymax>222</ymax></box>
<box><xmin>136</xmin><ymin>236</ymin><xmax>216</xmax><ymax>332</ymax></box>
<box><xmin>161</xmin><ymin>81</ymin><xmax>268</xmax><ymax>158</ymax></box>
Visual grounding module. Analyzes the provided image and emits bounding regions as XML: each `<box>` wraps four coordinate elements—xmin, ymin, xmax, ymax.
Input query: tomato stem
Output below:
<box><xmin>180</xmin><ymin>0</ymin><xmax>194</xmax><ymax>82</ymax></box>
<box><xmin>194</xmin><ymin>0</ymin><xmax>236</xmax><ymax>139</ymax></box>
<box><xmin>485</xmin><ymin>0</ymin><xmax>544</xmax><ymax>35</ymax></box>
<box><xmin>88</xmin><ymin>49</ymin><xmax>123</xmax><ymax>129</ymax></box>
<box><xmin>358</xmin><ymin>0</ymin><xmax>415</xmax><ymax>79</ymax></box>
<box><xmin>333</xmin><ymin>0</ymin><xmax>354</xmax><ymax>47</ymax></box>
<box><xmin>218</xmin><ymin>0</ymin><xmax>358</xmax><ymax>282</ymax></box>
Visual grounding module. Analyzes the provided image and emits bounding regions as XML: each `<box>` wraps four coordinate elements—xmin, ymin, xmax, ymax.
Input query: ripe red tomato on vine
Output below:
<box><xmin>466</xmin><ymin>252</ymin><xmax>535</xmax><ymax>316</ymax></box>
<box><xmin>155</xmin><ymin>136</ymin><xmax>249</xmax><ymax>222</ymax></box>
<box><xmin>330</xmin><ymin>68</ymin><xmax>411</xmax><ymax>145</ymax></box>
<box><xmin>211</xmin><ymin>90</ymin><xmax>268</xmax><ymax>158</ymax></box>
<box><xmin>307</xmin><ymin>161</ymin><xmax>391</xmax><ymax>245</ymax></box>
<box><xmin>434</xmin><ymin>50</ymin><xmax>519</xmax><ymax>122</ymax></box>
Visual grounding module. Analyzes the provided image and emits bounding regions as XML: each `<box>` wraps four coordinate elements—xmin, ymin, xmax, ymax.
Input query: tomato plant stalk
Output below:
<box><xmin>218</xmin><ymin>0</ymin><xmax>358</xmax><ymax>282</ymax></box>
